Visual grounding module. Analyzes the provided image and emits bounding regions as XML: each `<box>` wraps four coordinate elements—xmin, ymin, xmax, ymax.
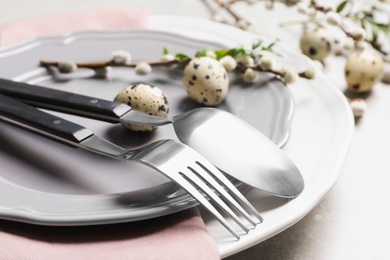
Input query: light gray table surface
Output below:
<box><xmin>1</xmin><ymin>1</ymin><xmax>390</xmax><ymax>259</ymax></box>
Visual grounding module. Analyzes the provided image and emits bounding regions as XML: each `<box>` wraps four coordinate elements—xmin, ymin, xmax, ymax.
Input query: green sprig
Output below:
<box><xmin>336</xmin><ymin>0</ymin><xmax>349</xmax><ymax>13</ymax></box>
<box><xmin>192</xmin><ymin>40</ymin><xmax>279</xmax><ymax>61</ymax></box>
<box><xmin>175</xmin><ymin>53</ymin><xmax>191</xmax><ymax>61</ymax></box>
<box><xmin>163</xmin><ymin>46</ymin><xmax>169</xmax><ymax>55</ymax></box>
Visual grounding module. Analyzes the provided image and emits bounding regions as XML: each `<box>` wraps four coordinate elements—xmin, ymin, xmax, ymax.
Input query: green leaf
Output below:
<box><xmin>195</xmin><ymin>48</ymin><xmax>214</xmax><ymax>57</ymax></box>
<box><xmin>257</xmin><ymin>41</ymin><xmax>279</xmax><ymax>55</ymax></box>
<box><xmin>215</xmin><ymin>49</ymin><xmax>228</xmax><ymax>60</ymax></box>
<box><xmin>336</xmin><ymin>1</ymin><xmax>348</xmax><ymax>13</ymax></box>
<box><xmin>163</xmin><ymin>46</ymin><xmax>169</xmax><ymax>55</ymax></box>
<box><xmin>225</xmin><ymin>47</ymin><xmax>247</xmax><ymax>57</ymax></box>
<box><xmin>363</xmin><ymin>12</ymin><xmax>374</xmax><ymax>20</ymax></box>
<box><xmin>252</xmin><ymin>39</ymin><xmax>263</xmax><ymax>50</ymax></box>
<box><xmin>266</xmin><ymin>42</ymin><xmax>276</xmax><ymax>50</ymax></box>
<box><xmin>372</xmin><ymin>26</ymin><xmax>378</xmax><ymax>45</ymax></box>
<box><xmin>310</xmin><ymin>0</ymin><xmax>317</xmax><ymax>5</ymax></box>
<box><xmin>364</xmin><ymin>16</ymin><xmax>390</xmax><ymax>34</ymax></box>
<box><xmin>372</xmin><ymin>22</ymin><xmax>389</xmax><ymax>34</ymax></box>
<box><xmin>175</xmin><ymin>53</ymin><xmax>190</xmax><ymax>61</ymax></box>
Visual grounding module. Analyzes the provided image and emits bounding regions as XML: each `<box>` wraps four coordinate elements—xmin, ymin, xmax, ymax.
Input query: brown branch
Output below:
<box><xmin>40</xmin><ymin>58</ymin><xmax>185</xmax><ymax>69</ymax></box>
<box><xmin>237</xmin><ymin>62</ymin><xmax>312</xmax><ymax>79</ymax></box>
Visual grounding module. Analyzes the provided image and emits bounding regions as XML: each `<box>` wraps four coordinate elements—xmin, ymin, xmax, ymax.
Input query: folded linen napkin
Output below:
<box><xmin>0</xmin><ymin>208</ymin><xmax>219</xmax><ymax>260</ymax></box>
<box><xmin>0</xmin><ymin>9</ymin><xmax>220</xmax><ymax>260</ymax></box>
<box><xmin>0</xmin><ymin>9</ymin><xmax>150</xmax><ymax>46</ymax></box>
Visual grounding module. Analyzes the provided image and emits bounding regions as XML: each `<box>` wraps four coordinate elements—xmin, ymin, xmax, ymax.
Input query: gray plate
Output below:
<box><xmin>0</xmin><ymin>30</ymin><xmax>293</xmax><ymax>225</ymax></box>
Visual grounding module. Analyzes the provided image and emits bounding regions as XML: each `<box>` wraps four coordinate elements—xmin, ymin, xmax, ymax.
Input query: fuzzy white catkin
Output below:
<box><xmin>237</xmin><ymin>55</ymin><xmax>255</xmax><ymax>67</ymax></box>
<box><xmin>94</xmin><ymin>66</ymin><xmax>112</xmax><ymax>78</ymax></box>
<box><xmin>259</xmin><ymin>56</ymin><xmax>274</xmax><ymax>70</ymax></box>
<box><xmin>350</xmin><ymin>28</ymin><xmax>367</xmax><ymax>41</ymax></box>
<box><xmin>382</xmin><ymin>68</ymin><xmax>390</xmax><ymax>84</ymax></box>
<box><xmin>206</xmin><ymin>50</ymin><xmax>217</xmax><ymax>59</ymax></box>
<box><xmin>332</xmin><ymin>40</ymin><xmax>344</xmax><ymax>56</ymax></box>
<box><xmin>341</xmin><ymin>37</ymin><xmax>355</xmax><ymax>53</ymax></box>
<box><xmin>236</xmin><ymin>19</ymin><xmax>250</xmax><ymax>30</ymax></box>
<box><xmin>111</xmin><ymin>50</ymin><xmax>131</xmax><ymax>64</ymax></box>
<box><xmin>58</xmin><ymin>62</ymin><xmax>77</xmax><ymax>73</ymax></box>
<box><xmin>306</xmin><ymin>7</ymin><xmax>317</xmax><ymax>18</ymax></box>
<box><xmin>265</xmin><ymin>1</ymin><xmax>274</xmax><ymax>10</ymax></box>
<box><xmin>313</xmin><ymin>60</ymin><xmax>324</xmax><ymax>71</ymax></box>
<box><xmin>219</xmin><ymin>55</ymin><xmax>237</xmax><ymax>72</ymax></box>
<box><xmin>350</xmin><ymin>98</ymin><xmax>367</xmax><ymax>117</ymax></box>
<box><xmin>243</xmin><ymin>68</ymin><xmax>257</xmax><ymax>82</ymax></box>
<box><xmin>135</xmin><ymin>62</ymin><xmax>152</xmax><ymax>75</ymax></box>
<box><xmin>297</xmin><ymin>3</ymin><xmax>308</xmax><ymax>14</ymax></box>
<box><xmin>212</xmin><ymin>13</ymin><xmax>224</xmax><ymax>23</ymax></box>
<box><xmin>160</xmin><ymin>54</ymin><xmax>175</xmax><ymax>62</ymax></box>
<box><xmin>282</xmin><ymin>67</ymin><xmax>299</xmax><ymax>84</ymax></box>
<box><xmin>384</xmin><ymin>54</ymin><xmax>390</xmax><ymax>63</ymax></box>
<box><xmin>326</xmin><ymin>11</ymin><xmax>342</xmax><ymax>26</ymax></box>
<box><xmin>355</xmin><ymin>41</ymin><xmax>369</xmax><ymax>51</ymax></box>
<box><xmin>303</xmin><ymin>68</ymin><xmax>316</xmax><ymax>79</ymax></box>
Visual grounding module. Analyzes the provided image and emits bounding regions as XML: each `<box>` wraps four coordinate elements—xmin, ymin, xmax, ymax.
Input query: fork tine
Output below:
<box><xmin>195</xmin><ymin>161</ymin><xmax>263</xmax><ymax>223</ymax></box>
<box><xmin>187</xmin><ymin>162</ymin><xmax>260</xmax><ymax>227</ymax></box>
<box><xmin>181</xmin><ymin>168</ymin><xmax>250</xmax><ymax>233</ymax></box>
<box><xmin>168</xmin><ymin>172</ymin><xmax>241</xmax><ymax>239</ymax></box>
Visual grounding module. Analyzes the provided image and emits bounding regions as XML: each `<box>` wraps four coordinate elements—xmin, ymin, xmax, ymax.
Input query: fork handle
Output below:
<box><xmin>0</xmin><ymin>78</ymin><xmax>130</xmax><ymax>123</ymax></box>
<box><xmin>0</xmin><ymin>93</ymin><xmax>93</xmax><ymax>144</ymax></box>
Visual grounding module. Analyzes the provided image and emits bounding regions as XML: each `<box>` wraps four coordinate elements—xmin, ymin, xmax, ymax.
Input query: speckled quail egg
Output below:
<box><xmin>114</xmin><ymin>83</ymin><xmax>169</xmax><ymax>132</ymax></box>
<box><xmin>300</xmin><ymin>27</ymin><xmax>333</xmax><ymax>61</ymax></box>
<box><xmin>183</xmin><ymin>57</ymin><xmax>229</xmax><ymax>106</ymax></box>
<box><xmin>345</xmin><ymin>49</ymin><xmax>384</xmax><ymax>93</ymax></box>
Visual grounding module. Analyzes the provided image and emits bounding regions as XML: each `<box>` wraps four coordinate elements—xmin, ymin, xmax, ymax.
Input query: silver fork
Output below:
<box><xmin>0</xmin><ymin>93</ymin><xmax>262</xmax><ymax>239</ymax></box>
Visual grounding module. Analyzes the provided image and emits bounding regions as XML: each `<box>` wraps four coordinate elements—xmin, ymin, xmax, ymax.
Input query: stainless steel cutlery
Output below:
<box><xmin>0</xmin><ymin>78</ymin><xmax>305</xmax><ymax>238</ymax></box>
<box><xmin>0</xmin><ymin>78</ymin><xmax>304</xmax><ymax>198</ymax></box>
<box><xmin>0</xmin><ymin>92</ymin><xmax>262</xmax><ymax>239</ymax></box>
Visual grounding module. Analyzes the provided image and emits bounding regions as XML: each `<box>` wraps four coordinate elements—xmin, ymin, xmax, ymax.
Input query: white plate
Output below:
<box><xmin>0</xmin><ymin>26</ymin><xmax>293</xmax><ymax>224</ymax></box>
<box><xmin>0</xmin><ymin>15</ymin><xmax>354</xmax><ymax>257</ymax></box>
<box><xmin>147</xmin><ymin>16</ymin><xmax>354</xmax><ymax>257</ymax></box>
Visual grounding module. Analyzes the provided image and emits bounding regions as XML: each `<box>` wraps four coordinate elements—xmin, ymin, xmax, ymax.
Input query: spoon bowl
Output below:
<box><xmin>130</xmin><ymin>107</ymin><xmax>305</xmax><ymax>198</ymax></box>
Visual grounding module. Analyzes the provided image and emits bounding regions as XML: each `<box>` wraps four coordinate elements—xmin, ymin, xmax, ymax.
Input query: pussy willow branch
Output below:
<box><xmin>205</xmin><ymin>0</ymin><xmax>389</xmax><ymax>57</ymax></box>
<box><xmin>40</xmin><ymin>57</ymin><xmax>312</xmax><ymax>81</ymax></box>
<box><xmin>298</xmin><ymin>2</ymin><xmax>388</xmax><ymax>56</ymax></box>
<box><xmin>317</xmin><ymin>6</ymin><xmax>388</xmax><ymax>56</ymax></box>
<box><xmin>223</xmin><ymin>1</ymin><xmax>241</xmax><ymax>21</ymax></box>
<box><xmin>40</xmin><ymin>58</ymin><xmax>184</xmax><ymax>69</ymax></box>
<box><xmin>236</xmin><ymin>62</ymin><xmax>312</xmax><ymax>80</ymax></box>
<box><xmin>206</xmin><ymin>0</ymin><xmax>302</xmax><ymax>23</ymax></box>
<box><xmin>203</xmin><ymin>0</ymin><xmax>241</xmax><ymax>22</ymax></box>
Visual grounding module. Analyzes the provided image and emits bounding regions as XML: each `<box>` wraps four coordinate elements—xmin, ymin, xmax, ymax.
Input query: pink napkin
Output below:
<box><xmin>0</xmin><ymin>9</ymin><xmax>149</xmax><ymax>46</ymax></box>
<box><xmin>0</xmin><ymin>9</ymin><xmax>220</xmax><ymax>260</ymax></box>
<box><xmin>0</xmin><ymin>208</ymin><xmax>219</xmax><ymax>260</ymax></box>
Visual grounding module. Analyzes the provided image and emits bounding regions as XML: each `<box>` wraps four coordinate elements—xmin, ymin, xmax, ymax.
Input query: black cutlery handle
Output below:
<box><xmin>0</xmin><ymin>78</ymin><xmax>130</xmax><ymax>123</ymax></box>
<box><xmin>0</xmin><ymin>93</ymin><xmax>93</xmax><ymax>144</ymax></box>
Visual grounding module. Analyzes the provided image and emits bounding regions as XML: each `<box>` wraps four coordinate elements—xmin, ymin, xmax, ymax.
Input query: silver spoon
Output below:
<box><xmin>0</xmin><ymin>78</ymin><xmax>304</xmax><ymax>198</ymax></box>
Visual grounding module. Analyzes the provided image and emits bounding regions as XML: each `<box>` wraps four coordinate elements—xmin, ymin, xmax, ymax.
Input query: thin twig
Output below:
<box><xmin>40</xmin><ymin>58</ymin><xmax>185</xmax><ymax>69</ymax></box>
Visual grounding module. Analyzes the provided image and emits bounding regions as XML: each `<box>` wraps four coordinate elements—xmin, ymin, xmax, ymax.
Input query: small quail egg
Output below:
<box><xmin>300</xmin><ymin>27</ymin><xmax>333</xmax><ymax>61</ymax></box>
<box><xmin>114</xmin><ymin>83</ymin><xmax>169</xmax><ymax>132</ymax></box>
<box><xmin>183</xmin><ymin>57</ymin><xmax>229</xmax><ymax>106</ymax></box>
<box><xmin>345</xmin><ymin>49</ymin><xmax>384</xmax><ymax>93</ymax></box>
